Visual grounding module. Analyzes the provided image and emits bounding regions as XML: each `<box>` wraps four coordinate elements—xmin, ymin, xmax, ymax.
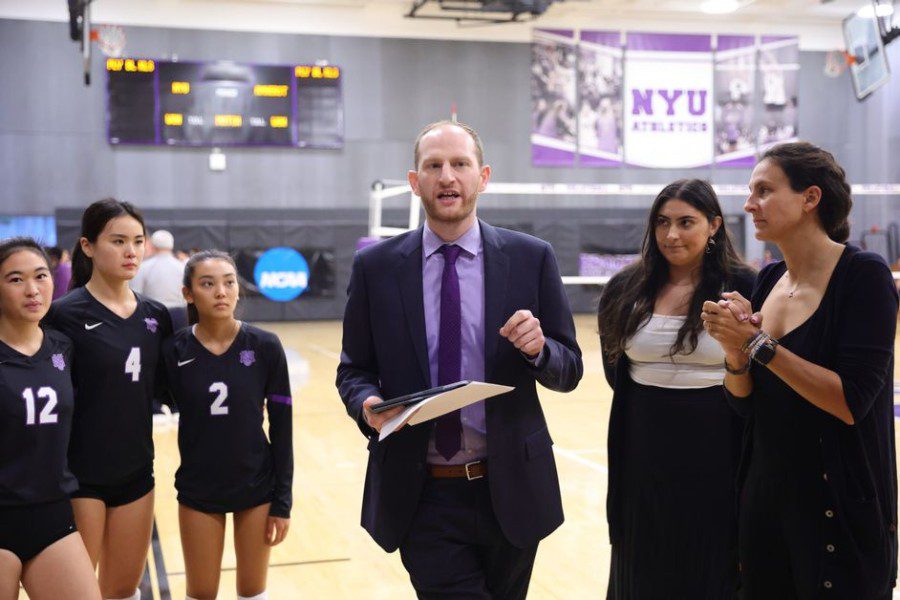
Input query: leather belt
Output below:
<box><xmin>428</xmin><ymin>460</ymin><xmax>486</xmax><ymax>480</ymax></box>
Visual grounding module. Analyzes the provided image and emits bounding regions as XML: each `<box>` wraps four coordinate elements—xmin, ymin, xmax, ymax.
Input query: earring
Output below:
<box><xmin>706</xmin><ymin>236</ymin><xmax>717</xmax><ymax>254</ymax></box>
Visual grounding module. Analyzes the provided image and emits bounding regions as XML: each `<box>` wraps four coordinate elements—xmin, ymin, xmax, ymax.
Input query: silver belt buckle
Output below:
<box><xmin>465</xmin><ymin>461</ymin><xmax>484</xmax><ymax>481</ymax></box>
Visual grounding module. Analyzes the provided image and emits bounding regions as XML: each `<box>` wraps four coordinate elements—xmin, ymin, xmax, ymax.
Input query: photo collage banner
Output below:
<box><xmin>531</xmin><ymin>30</ymin><xmax>799</xmax><ymax>168</ymax></box>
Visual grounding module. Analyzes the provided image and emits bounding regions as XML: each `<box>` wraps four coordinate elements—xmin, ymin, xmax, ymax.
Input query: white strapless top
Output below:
<box><xmin>625</xmin><ymin>314</ymin><xmax>726</xmax><ymax>389</ymax></box>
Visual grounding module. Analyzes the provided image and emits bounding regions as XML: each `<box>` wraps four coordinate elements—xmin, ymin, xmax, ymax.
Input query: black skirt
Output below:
<box><xmin>608</xmin><ymin>380</ymin><xmax>741</xmax><ymax>600</ymax></box>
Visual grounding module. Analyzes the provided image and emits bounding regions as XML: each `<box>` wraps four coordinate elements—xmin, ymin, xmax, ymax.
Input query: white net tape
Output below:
<box><xmin>369</xmin><ymin>181</ymin><xmax>900</xmax><ymax>283</ymax></box>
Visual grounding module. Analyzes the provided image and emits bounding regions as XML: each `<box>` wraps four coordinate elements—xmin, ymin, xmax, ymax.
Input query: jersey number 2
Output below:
<box><xmin>22</xmin><ymin>387</ymin><xmax>59</xmax><ymax>425</ymax></box>
<box><xmin>125</xmin><ymin>347</ymin><xmax>141</xmax><ymax>382</ymax></box>
<box><xmin>209</xmin><ymin>382</ymin><xmax>229</xmax><ymax>416</ymax></box>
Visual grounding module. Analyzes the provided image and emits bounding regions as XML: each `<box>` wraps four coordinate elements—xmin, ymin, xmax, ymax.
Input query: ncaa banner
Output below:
<box><xmin>577</xmin><ymin>31</ymin><xmax>624</xmax><ymax>167</ymax></box>
<box><xmin>254</xmin><ymin>247</ymin><xmax>310</xmax><ymax>302</ymax></box>
<box><xmin>757</xmin><ymin>36</ymin><xmax>799</xmax><ymax>152</ymax></box>
<box><xmin>531</xmin><ymin>29</ymin><xmax>578</xmax><ymax>166</ymax></box>
<box><xmin>624</xmin><ymin>33</ymin><xmax>714</xmax><ymax>169</ymax></box>
<box><xmin>714</xmin><ymin>35</ymin><xmax>757</xmax><ymax>167</ymax></box>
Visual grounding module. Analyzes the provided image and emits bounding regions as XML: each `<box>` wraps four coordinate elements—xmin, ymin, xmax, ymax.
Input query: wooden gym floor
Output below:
<box><xmin>18</xmin><ymin>315</ymin><xmax>900</xmax><ymax>599</ymax></box>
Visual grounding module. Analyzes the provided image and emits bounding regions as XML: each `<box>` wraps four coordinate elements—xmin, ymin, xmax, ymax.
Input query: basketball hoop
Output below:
<box><xmin>91</xmin><ymin>24</ymin><xmax>126</xmax><ymax>58</ymax></box>
<box><xmin>823</xmin><ymin>49</ymin><xmax>853</xmax><ymax>78</ymax></box>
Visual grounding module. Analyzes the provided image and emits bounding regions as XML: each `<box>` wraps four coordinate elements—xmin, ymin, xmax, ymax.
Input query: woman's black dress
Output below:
<box><xmin>731</xmin><ymin>246</ymin><xmax>898</xmax><ymax>599</ymax></box>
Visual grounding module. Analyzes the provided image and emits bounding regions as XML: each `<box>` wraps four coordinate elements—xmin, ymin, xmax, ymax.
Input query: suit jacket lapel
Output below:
<box><xmin>481</xmin><ymin>220</ymin><xmax>509</xmax><ymax>381</ymax></box>
<box><xmin>397</xmin><ymin>228</ymin><xmax>431</xmax><ymax>387</ymax></box>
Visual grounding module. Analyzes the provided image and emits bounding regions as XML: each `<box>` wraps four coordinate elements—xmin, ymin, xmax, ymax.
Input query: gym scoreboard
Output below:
<box><xmin>106</xmin><ymin>58</ymin><xmax>344</xmax><ymax>149</ymax></box>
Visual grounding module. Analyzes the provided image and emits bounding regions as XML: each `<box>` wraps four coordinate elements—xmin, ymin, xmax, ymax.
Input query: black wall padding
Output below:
<box><xmin>56</xmin><ymin>207</ymin><xmax>745</xmax><ymax>321</ymax></box>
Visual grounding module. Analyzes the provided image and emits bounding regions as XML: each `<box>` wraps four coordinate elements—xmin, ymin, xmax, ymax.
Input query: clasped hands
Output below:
<box><xmin>701</xmin><ymin>291</ymin><xmax>763</xmax><ymax>370</ymax></box>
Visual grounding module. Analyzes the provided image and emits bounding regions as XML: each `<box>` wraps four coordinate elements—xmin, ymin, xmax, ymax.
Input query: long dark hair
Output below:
<box><xmin>70</xmin><ymin>198</ymin><xmax>146</xmax><ymax>290</ymax></box>
<box><xmin>760</xmin><ymin>142</ymin><xmax>852</xmax><ymax>243</ymax></box>
<box><xmin>598</xmin><ymin>179</ymin><xmax>750</xmax><ymax>362</ymax></box>
<box><xmin>0</xmin><ymin>237</ymin><xmax>51</xmax><ymax>317</ymax></box>
<box><xmin>182</xmin><ymin>250</ymin><xmax>237</xmax><ymax>326</ymax></box>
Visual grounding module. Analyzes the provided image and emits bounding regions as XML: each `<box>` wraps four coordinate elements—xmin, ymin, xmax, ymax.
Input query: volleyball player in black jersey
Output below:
<box><xmin>44</xmin><ymin>200</ymin><xmax>171</xmax><ymax>600</ymax></box>
<box><xmin>0</xmin><ymin>238</ymin><xmax>100</xmax><ymax>600</ymax></box>
<box><xmin>161</xmin><ymin>251</ymin><xmax>292</xmax><ymax>600</ymax></box>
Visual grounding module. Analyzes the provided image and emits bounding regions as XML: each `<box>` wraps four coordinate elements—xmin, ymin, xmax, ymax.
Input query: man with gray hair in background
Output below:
<box><xmin>131</xmin><ymin>229</ymin><xmax>188</xmax><ymax>331</ymax></box>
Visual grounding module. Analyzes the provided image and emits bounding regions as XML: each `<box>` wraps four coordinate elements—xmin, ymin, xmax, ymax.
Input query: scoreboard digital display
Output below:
<box><xmin>106</xmin><ymin>58</ymin><xmax>344</xmax><ymax>148</ymax></box>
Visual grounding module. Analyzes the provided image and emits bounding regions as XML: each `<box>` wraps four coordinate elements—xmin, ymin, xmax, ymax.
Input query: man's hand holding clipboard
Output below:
<box><xmin>375</xmin><ymin>381</ymin><xmax>515</xmax><ymax>442</ymax></box>
<box><xmin>361</xmin><ymin>381</ymin><xmax>470</xmax><ymax>433</ymax></box>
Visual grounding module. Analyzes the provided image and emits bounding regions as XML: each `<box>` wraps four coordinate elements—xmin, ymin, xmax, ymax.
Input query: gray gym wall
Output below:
<box><xmin>2</xmin><ymin>18</ymin><xmax>898</xmax><ymax>224</ymax></box>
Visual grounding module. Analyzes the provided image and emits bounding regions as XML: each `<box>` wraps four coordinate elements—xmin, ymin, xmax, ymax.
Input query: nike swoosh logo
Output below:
<box><xmin>178</xmin><ymin>358</ymin><xmax>195</xmax><ymax>367</ymax></box>
<box><xmin>84</xmin><ymin>322</ymin><xmax>103</xmax><ymax>330</ymax></box>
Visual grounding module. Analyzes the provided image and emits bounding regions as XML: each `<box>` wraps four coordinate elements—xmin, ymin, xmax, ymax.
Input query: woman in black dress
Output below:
<box><xmin>599</xmin><ymin>179</ymin><xmax>755</xmax><ymax>598</ymax></box>
<box><xmin>702</xmin><ymin>142</ymin><xmax>898</xmax><ymax>598</ymax></box>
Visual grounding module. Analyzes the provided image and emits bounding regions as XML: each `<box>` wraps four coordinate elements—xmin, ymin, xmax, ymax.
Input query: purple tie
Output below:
<box><xmin>435</xmin><ymin>244</ymin><xmax>463</xmax><ymax>461</ymax></box>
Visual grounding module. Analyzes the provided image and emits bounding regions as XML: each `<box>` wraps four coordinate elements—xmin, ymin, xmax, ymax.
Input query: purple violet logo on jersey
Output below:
<box><xmin>144</xmin><ymin>317</ymin><xmax>159</xmax><ymax>333</ymax></box>
<box><xmin>51</xmin><ymin>353</ymin><xmax>66</xmax><ymax>371</ymax></box>
<box><xmin>239</xmin><ymin>350</ymin><xmax>256</xmax><ymax>367</ymax></box>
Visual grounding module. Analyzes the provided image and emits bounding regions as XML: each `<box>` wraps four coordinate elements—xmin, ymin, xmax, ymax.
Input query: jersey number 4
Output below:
<box><xmin>125</xmin><ymin>347</ymin><xmax>141</xmax><ymax>382</ymax></box>
<box><xmin>210</xmin><ymin>382</ymin><xmax>229</xmax><ymax>416</ymax></box>
<box><xmin>22</xmin><ymin>387</ymin><xmax>59</xmax><ymax>426</ymax></box>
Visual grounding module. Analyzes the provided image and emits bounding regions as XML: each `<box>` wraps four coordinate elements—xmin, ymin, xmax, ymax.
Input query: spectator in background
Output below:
<box><xmin>46</xmin><ymin>246</ymin><xmax>72</xmax><ymax>299</ymax></box>
<box><xmin>131</xmin><ymin>230</ymin><xmax>188</xmax><ymax>331</ymax></box>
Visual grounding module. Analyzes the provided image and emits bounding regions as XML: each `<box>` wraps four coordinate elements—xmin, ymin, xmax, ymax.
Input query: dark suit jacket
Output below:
<box><xmin>336</xmin><ymin>220</ymin><xmax>583</xmax><ymax>552</ymax></box>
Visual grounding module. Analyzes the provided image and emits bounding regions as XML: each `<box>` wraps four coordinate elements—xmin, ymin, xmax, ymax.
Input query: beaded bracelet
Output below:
<box><xmin>746</xmin><ymin>331</ymin><xmax>770</xmax><ymax>358</ymax></box>
<box><xmin>740</xmin><ymin>330</ymin><xmax>764</xmax><ymax>354</ymax></box>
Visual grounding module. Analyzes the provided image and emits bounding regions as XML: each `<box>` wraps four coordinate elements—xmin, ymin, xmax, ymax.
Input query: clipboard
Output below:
<box><xmin>369</xmin><ymin>381</ymin><xmax>470</xmax><ymax>414</ymax></box>
<box><xmin>377</xmin><ymin>381</ymin><xmax>514</xmax><ymax>441</ymax></box>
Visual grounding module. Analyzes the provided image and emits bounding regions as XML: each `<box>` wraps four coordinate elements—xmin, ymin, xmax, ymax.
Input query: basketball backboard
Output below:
<box><xmin>843</xmin><ymin>2</ymin><xmax>891</xmax><ymax>100</ymax></box>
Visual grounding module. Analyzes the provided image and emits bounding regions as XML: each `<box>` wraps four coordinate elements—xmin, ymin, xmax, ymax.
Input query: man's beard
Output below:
<box><xmin>423</xmin><ymin>193</ymin><xmax>477</xmax><ymax>224</ymax></box>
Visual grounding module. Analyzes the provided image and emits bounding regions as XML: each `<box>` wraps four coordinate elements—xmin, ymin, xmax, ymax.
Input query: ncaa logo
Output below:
<box><xmin>254</xmin><ymin>247</ymin><xmax>310</xmax><ymax>302</ymax></box>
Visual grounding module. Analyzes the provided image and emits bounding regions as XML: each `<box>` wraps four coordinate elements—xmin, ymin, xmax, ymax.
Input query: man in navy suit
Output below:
<box><xmin>336</xmin><ymin>120</ymin><xmax>583</xmax><ymax>598</ymax></box>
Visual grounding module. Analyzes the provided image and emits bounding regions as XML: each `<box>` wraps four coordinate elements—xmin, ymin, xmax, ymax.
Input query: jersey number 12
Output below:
<box><xmin>22</xmin><ymin>387</ymin><xmax>59</xmax><ymax>425</ymax></box>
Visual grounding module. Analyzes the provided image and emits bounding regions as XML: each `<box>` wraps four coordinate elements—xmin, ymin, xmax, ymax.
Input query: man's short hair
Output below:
<box><xmin>150</xmin><ymin>229</ymin><xmax>175</xmax><ymax>250</ymax></box>
<box><xmin>413</xmin><ymin>120</ymin><xmax>484</xmax><ymax>169</ymax></box>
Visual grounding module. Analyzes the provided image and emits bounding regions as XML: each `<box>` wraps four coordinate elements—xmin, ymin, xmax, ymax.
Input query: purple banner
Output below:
<box><xmin>578</xmin><ymin>30</ymin><xmax>623</xmax><ymax>167</ymax></box>
<box><xmin>623</xmin><ymin>32</ymin><xmax>714</xmax><ymax>168</ymax></box>
<box><xmin>758</xmin><ymin>36</ymin><xmax>799</xmax><ymax>151</ymax></box>
<box><xmin>528</xmin><ymin>29</ymin><xmax>802</xmax><ymax>170</ymax></box>
<box><xmin>532</xmin><ymin>29</ymin><xmax>577</xmax><ymax>166</ymax></box>
<box><xmin>714</xmin><ymin>35</ymin><xmax>756</xmax><ymax>166</ymax></box>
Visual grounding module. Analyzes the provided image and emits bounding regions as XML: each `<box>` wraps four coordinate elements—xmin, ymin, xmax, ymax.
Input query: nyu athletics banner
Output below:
<box><xmin>715</xmin><ymin>35</ymin><xmax>757</xmax><ymax>166</ymax></box>
<box><xmin>624</xmin><ymin>33</ymin><xmax>714</xmax><ymax>169</ymax></box>
<box><xmin>530</xmin><ymin>30</ymin><xmax>799</xmax><ymax>169</ymax></box>
<box><xmin>578</xmin><ymin>31</ymin><xmax>623</xmax><ymax>166</ymax></box>
<box><xmin>531</xmin><ymin>29</ymin><xmax>578</xmax><ymax>166</ymax></box>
